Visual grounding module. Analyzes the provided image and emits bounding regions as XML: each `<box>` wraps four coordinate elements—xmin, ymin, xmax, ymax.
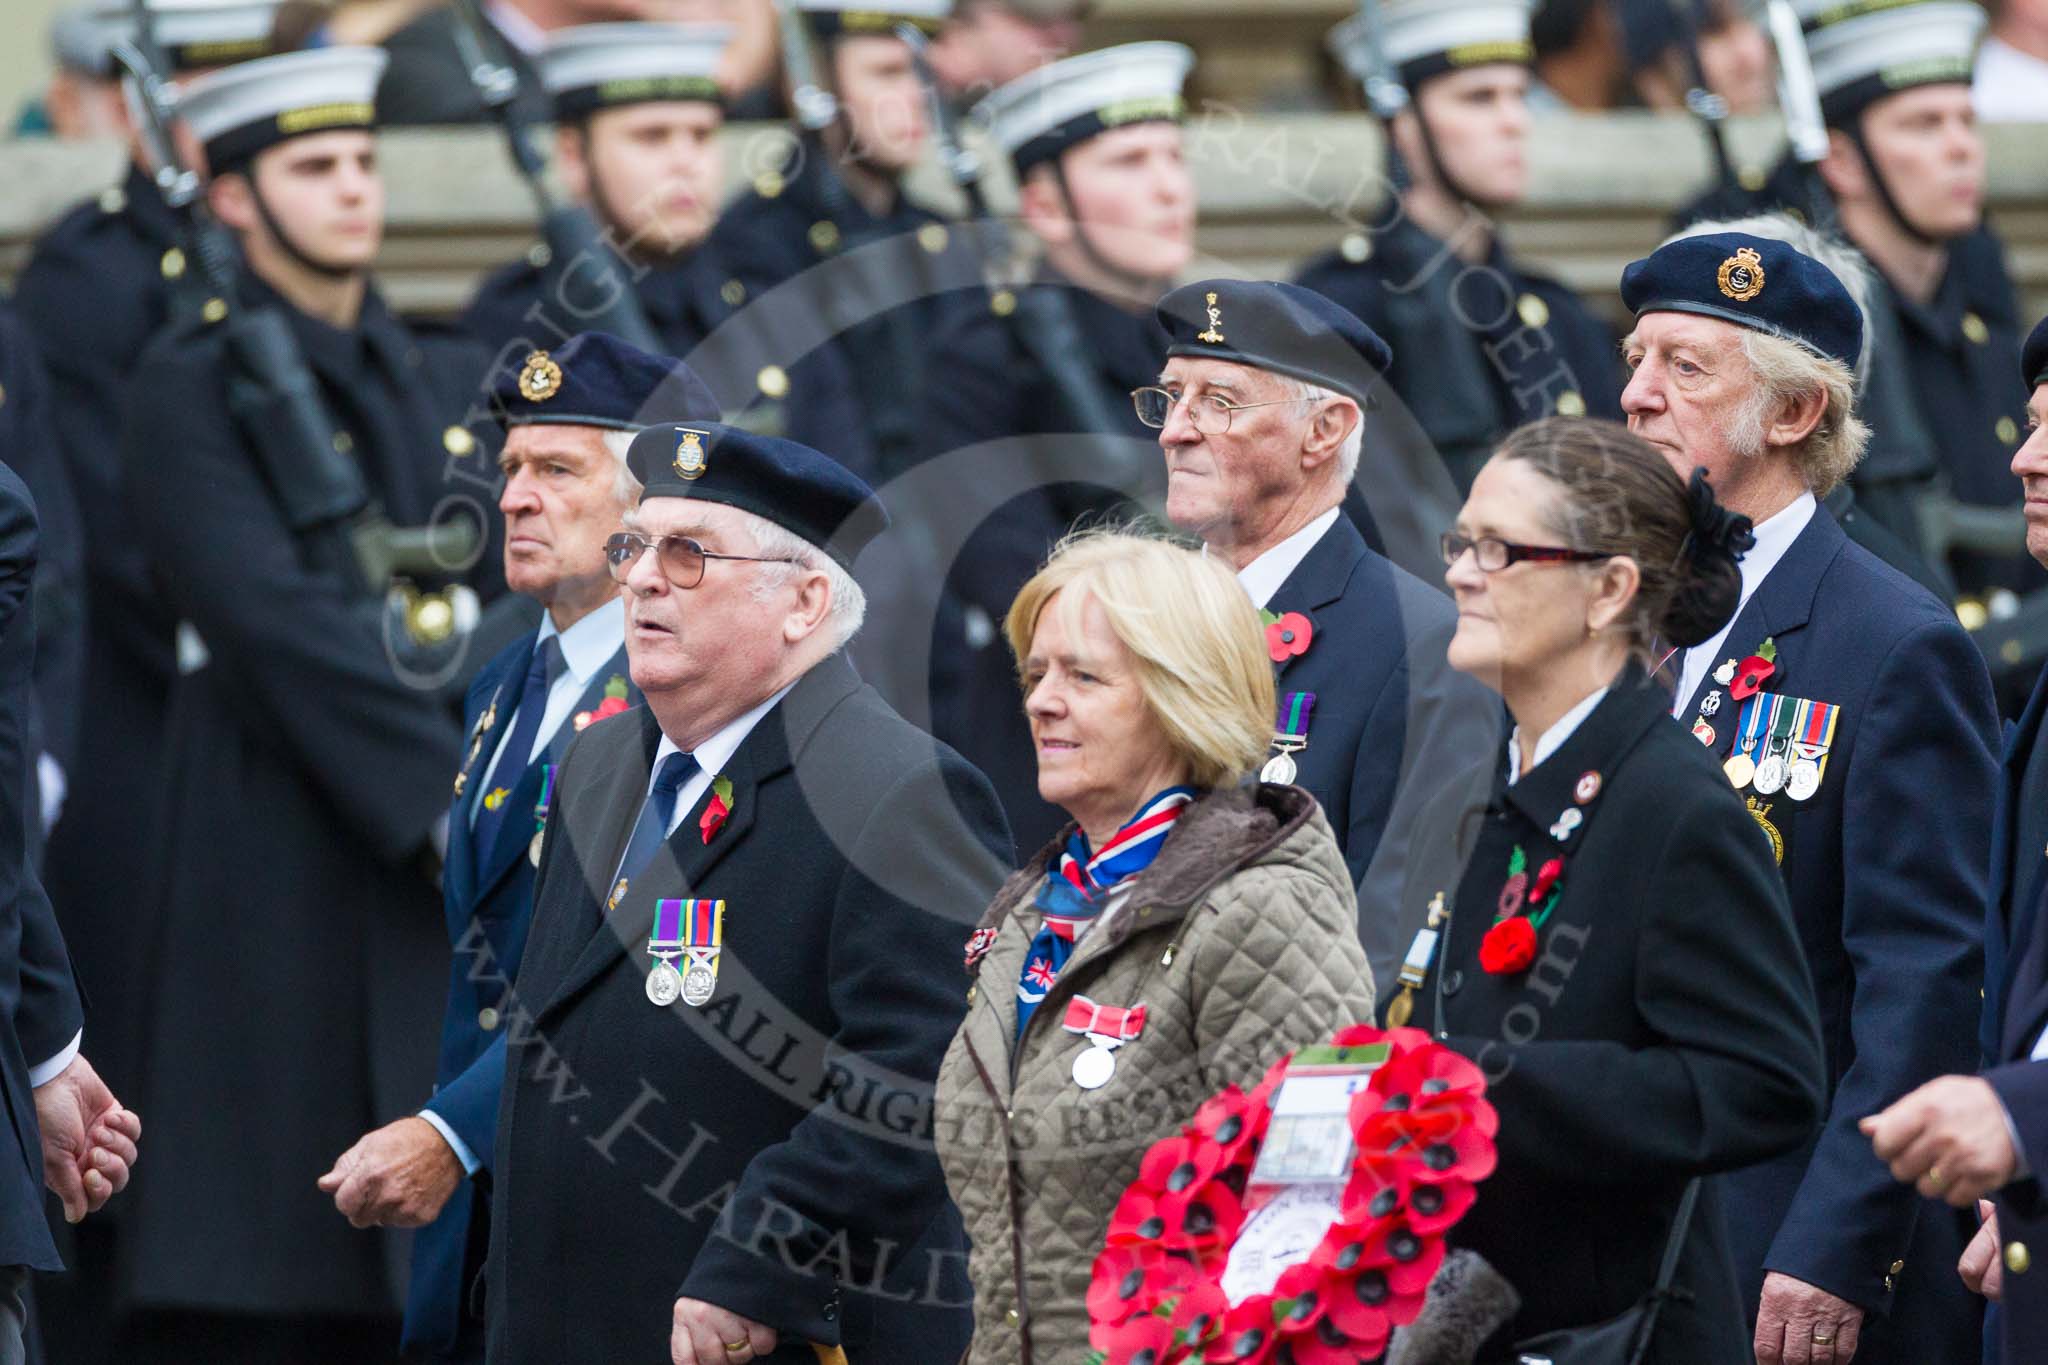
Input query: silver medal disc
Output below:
<box><xmin>1753</xmin><ymin>755</ymin><xmax>1788</xmax><ymax>797</ymax></box>
<box><xmin>645</xmin><ymin>962</ymin><xmax>682</xmax><ymax>1006</ymax></box>
<box><xmin>1072</xmin><ymin>1043</ymin><xmax>1117</xmax><ymax>1090</ymax></box>
<box><xmin>529</xmin><ymin>830</ymin><xmax>545</xmax><ymax>867</ymax></box>
<box><xmin>1260</xmin><ymin>752</ymin><xmax>1298</xmax><ymax>785</ymax></box>
<box><xmin>682</xmin><ymin>963</ymin><xmax>718</xmax><ymax>1007</ymax></box>
<box><xmin>1786</xmin><ymin>759</ymin><xmax>1821</xmax><ymax>802</ymax></box>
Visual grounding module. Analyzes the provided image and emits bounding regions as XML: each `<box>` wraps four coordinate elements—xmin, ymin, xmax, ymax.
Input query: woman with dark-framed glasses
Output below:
<box><xmin>1399</xmin><ymin>417</ymin><xmax>1826</xmax><ymax>1361</ymax></box>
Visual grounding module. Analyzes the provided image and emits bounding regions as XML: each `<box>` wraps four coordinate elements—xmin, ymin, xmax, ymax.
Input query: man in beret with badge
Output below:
<box><xmin>1620</xmin><ymin>230</ymin><xmax>1997</xmax><ymax>1365</ymax></box>
<box><xmin>486</xmin><ymin>424</ymin><xmax>1011</xmax><ymax>1365</ymax></box>
<box><xmin>1150</xmin><ymin>277</ymin><xmax>1496</xmax><ymax>995</ymax></box>
<box><xmin>319</xmin><ymin>334</ymin><xmax>717</xmax><ymax>1364</ymax></box>
<box><xmin>1862</xmin><ymin>313</ymin><xmax>2048</xmax><ymax>1365</ymax></box>
<box><xmin>111</xmin><ymin>45</ymin><xmax>502</xmax><ymax>1363</ymax></box>
<box><xmin>911</xmin><ymin>38</ymin><xmax>1196</xmax><ymax>850</ymax></box>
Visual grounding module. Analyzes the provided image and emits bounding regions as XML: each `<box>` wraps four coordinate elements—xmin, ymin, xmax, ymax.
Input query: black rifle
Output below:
<box><xmin>1669</xmin><ymin>0</ymin><xmax>1738</xmax><ymax>193</ymax></box>
<box><xmin>894</xmin><ymin>22</ymin><xmax>1150</xmax><ymax>498</ymax></box>
<box><xmin>1758</xmin><ymin>0</ymin><xmax>1838</xmax><ymax>229</ymax></box>
<box><xmin>449</xmin><ymin>0</ymin><xmax>661</xmax><ymax>353</ymax></box>
<box><xmin>111</xmin><ymin>0</ymin><xmax>477</xmax><ymax>657</ymax></box>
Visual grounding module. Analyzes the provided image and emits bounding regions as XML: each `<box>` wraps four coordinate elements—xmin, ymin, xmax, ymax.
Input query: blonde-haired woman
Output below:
<box><xmin>934</xmin><ymin>531</ymin><xmax>1377</xmax><ymax>1364</ymax></box>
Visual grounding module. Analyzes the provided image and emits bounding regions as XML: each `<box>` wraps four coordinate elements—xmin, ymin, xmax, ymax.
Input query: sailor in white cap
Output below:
<box><xmin>705</xmin><ymin>0</ymin><xmax>968</xmax><ymax>483</ymax></box>
<box><xmin>461</xmin><ymin>22</ymin><xmax>738</xmax><ymax>361</ymax></box>
<box><xmin>13</xmin><ymin>15</ymin><xmax>290</xmax><ymax>1346</ymax></box>
<box><xmin>109</xmin><ymin>45</ymin><xmax>499</xmax><ymax>1365</ymax></box>
<box><xmin>1295</xmin><ymin>0</ymin><xmax>1626</xmax><ymax>493</ymax></box>
<box><xmin>1805</xmin><ymin>0</ymin><xmax>2034</xmax><ymax>600</ymax></box>
<box><xmin>907</xmin><ymin>40</ymin><xmax>1196</xmax><ymax>852</ymax></box>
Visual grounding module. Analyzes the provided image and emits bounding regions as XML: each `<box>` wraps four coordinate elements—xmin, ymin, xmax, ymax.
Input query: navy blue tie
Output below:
<box><xmin>612</xmin><ymin>751</ymin><xmax>698</xmax><ymax>893</ymax></box>
<box><xmin>472</xmin><ymin>636</ymin><xmax>563</xmax><ymax>854</ymax></box>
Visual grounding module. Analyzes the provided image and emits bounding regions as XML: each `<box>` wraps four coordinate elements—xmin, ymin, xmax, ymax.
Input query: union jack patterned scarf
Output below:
<box><xmin>1014</xmin><ymin>787</ymin><xmax>1197</xmax><ymax>1038</ymax></box>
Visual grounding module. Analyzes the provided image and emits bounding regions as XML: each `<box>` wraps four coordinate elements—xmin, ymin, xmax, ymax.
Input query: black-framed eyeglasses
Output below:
<box><xmin>1439</xmin><ymin>532</ymin><xmax>1615</xmax><ymax>573</ymax></box>
<box><xmin>1131</xmin><ymin>385</ymin><xmax>1308</xmax><ymax>434</ymax></box>
<box><xmin>603</xmin><ymin>532</ymin><xmax>804</xmax><ymax>589</ymax></box>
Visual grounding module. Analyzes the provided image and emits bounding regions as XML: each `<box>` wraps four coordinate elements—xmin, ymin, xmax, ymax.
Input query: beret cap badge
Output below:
<box><xmin>1197</xmin><ymin>291</ymin><xmax>1226</xmax><ymax>345</ymax></box>
<box><xmin>674</xmin><ymin>428</ymin><xmax>709</xmax><ymax>481</ymax></box>
<box><xmin>1718</xmin><ymin>246</ymin><xmax>1766</xmax><ymax>303</ymax></box>
<box><xmin>519</xmin><ymin>351</ymin><xmax>564</xmax><ymax>402</ymax></box>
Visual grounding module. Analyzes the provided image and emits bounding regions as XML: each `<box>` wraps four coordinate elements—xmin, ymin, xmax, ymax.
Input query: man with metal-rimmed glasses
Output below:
<box><xmin>485</xmin><ymin>420</ymin><xmax>1012</xmax><ymax>1365</ymax></box>
<box><xmin>1148</xmin><ymin>277</ymin><xmax>1498</xmax><ymax>997</ymax></box>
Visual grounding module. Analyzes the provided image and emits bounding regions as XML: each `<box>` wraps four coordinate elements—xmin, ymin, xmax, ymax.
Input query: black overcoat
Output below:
<box><xmin>1413</xmin><ymin>673</ymin><xmax>1827</xmax><ymax>1361</ymax></box>
<box><xmin>486</xmin><ymin>653</ymin><xmax>1013</xmax><ymax>1364</ymax></box>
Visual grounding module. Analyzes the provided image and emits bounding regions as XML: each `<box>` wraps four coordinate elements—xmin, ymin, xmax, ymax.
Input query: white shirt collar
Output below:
<box><xmin>1507</xmin><ymin>686</ymin><xmax>1610</xmax><ymax>785</ymax></box>
<box><xmin>541</xmin><ymin>598</ymin><xmax>626</xmax><ymax>688</ymax></box>
<box><xmin>647</xmin><ymin>681</ymin><xmax>797</xmax><ymax>811</ymax></box>
<box><xmin>1671</xmin><ymin>491</ymin><xmax>1818</xmax><ymax>716</ymax></box>
<box><xmin>1234</xmin><ymin>507</ymin><xmax>1342</xmax><ymax>610</ymax></box>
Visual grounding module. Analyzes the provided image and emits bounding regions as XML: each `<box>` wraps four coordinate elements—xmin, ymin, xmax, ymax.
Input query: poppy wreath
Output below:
<box><xmin>1084</xmin><ymin>1025</ymin><xmax>1497</xmax><ymax>1365</ymax></box>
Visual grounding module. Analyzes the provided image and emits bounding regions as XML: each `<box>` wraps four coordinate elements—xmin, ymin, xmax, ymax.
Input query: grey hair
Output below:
<box><xmin>1277</xmin><ymin>376</ymin><xmax>1365</xmax><ymax>484</ymax></box>
<box><xmin>732</xmin><ymin>508</ymin><xmax>868</xmax><ymax>651</ymax></box>
<box><xmin>1729</xmin><ymin>330</ymin><xmax>1871</xmax><ymax>496</ymax></box>
<box><xmin>600</xmin><ymin>428</ymin><xmax>643</xmax><ymax>505</ymax></box>
<box><xmin>1664</xmin><ymin>212</ymin><xmax>1877</xmax><ymax>390</ymax></box>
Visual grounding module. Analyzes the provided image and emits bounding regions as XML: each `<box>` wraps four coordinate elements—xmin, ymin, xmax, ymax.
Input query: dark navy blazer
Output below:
<box><xmin>1984</xmin><ymin>662</ymin><xmax>2048</xmax><ymax>1362</ymax></box>
<box><xmin>1676</xmin><ymin>505</ymin><xmax>1995</xmax><ymax>1362</ymax></box>
<box><xmin>402</xmin><ymin>625</ymin><xmax>635</xmax><ymax>1357</ymax></box>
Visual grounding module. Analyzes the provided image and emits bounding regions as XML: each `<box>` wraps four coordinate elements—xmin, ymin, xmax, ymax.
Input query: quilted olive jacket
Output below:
<box><xmin>935</xmin><ymin>783</ymin><xmax>1378</xmax><ymax>1365</ymax></box>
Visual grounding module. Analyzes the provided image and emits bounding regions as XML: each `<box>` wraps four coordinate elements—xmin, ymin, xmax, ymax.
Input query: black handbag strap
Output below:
<box><xmin>1626</xmin><ymin>1177</ymin><xmax>1703</xmax><ymax>1365</ymax></box>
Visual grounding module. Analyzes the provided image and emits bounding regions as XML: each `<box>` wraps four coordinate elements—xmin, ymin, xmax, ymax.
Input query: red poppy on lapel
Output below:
<box><xmin>1264</xmin><ymin>611</ymin><xmax>1314</xmax><ymax>663</ymax></box>
<box><xmin>699</xmin><ymin>774</ymin><xmax>734</xmax><ymax>843</ymax></box>
<box><xmin>1479</xmin><ymin>918</ymin><xmax>1538</xmax><ymax>975</ymax></box>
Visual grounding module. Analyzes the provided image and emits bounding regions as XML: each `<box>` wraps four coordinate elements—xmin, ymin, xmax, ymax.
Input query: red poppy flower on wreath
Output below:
<box><xmin>1729</xmin><ymin>652</ymin><xmax>1777</xmax><ymax>701</ymax></box>
<box><xmin>1101</xmin><ymin>1312</ymin><xmax>1179</xmax><ymax>1365</ymax></box>
<box><xmin>1529</xmin><ymin>857</ymin><xmax>1565</xmax><ymax>904</ymax></box>
<box><xmin>1478</xmin><ymin>916</ymin><xmax>1539</xmax><ymax>975</ymax></box>
<box><xmin>1265</xmin><ymin>611</ymin><xmax>1314</xmax><ymax>663</ymax></box>
<box><xmin>1086</xmin><ymin>1244</ymin><xmax>1196</xmax><ymax>1333</ymax></box>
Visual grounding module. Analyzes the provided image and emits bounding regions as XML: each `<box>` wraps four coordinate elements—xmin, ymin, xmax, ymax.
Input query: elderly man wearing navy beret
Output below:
<box><xmin>1620</xmin><ymin>232</ymin><xmax>1998</xmax><ymax>1365</ymax></box>
<box><xmin>319</xmin><ymin>332</ymin><xmax>721</xmax><ymax>1364</ymax></box>
<box><xmin>483</xmin><ymin>423</ymin><xmax>1013</xmax><ymax>1365</ymax></box>
<box><xmin>1864</xmin><ymin>314</ymin><xmax>2048</xmax><ymax>1365</ymax></box>
<box><xmin>1146</xmin><ymin>278</ymin><xmax>1497</xmax><ymax>995</ymax></box>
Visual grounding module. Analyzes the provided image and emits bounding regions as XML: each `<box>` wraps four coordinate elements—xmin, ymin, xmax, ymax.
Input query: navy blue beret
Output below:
<box><xmin>1157</xmin><ymin>279</ymin><xmax>1391</xmax><ymax>408</ymax></box>
<box><xmin>2025</xmin><ymin>314</ymin><xmax>2048</xmax><ymax>391</ymax></box>
<box><xmin>626</xmin><ymin>423</ymin><xmax>888</xmax><ymax>573</ymax></box>
<box><xmin>488</xmin><ymin>332</ymin><xmax>720</xmax><ymax>431</ymax></box>
<box><xmin>1621</xmin><ymin>232</ymin><xmax>1863</xmax><ymax>372</ymax></box>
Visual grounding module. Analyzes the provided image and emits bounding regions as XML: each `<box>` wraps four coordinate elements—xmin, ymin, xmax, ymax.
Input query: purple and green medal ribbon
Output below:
<box><xmin>532</xmin><ymin>764</ymin><xmax>557</xmax><ymax>833</ymax></box>
<box><xmin>651</xmin><ymin>897</ymin><xmax>722</xmax><ymax>954</ymax></box>
<box><xmin>1277</xmin><ymin>691</ymin><xmax>1316</xmax><ymax>742</ymax></box>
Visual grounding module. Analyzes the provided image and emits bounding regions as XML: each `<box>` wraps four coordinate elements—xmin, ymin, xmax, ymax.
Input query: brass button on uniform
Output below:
<box><xmin>754</xmin><ymin>169</ymin><xmax>785</xmax><ymax>199</ymax></box>
<box><xmin>332</xmin><ymin>431</ymin><xmax>354</xmax><ymax>454</ymax></box>
<box><xmin>443</xmin><ymin>425</ymin><xmax>476</xmax><ymax>456</ymax></box>
<box><xmin>1739</xmin><ymin>166</ymin><xmax>1768</xmax><ymax>192</ymax></box>
<box><xmin>99</xmin><ymin>185</ymin><xmax>127</xmax><ymax>214</ymax></box>
<box><xmin>527</xmin><ymin>242</ymin><xmax>553</xmax><ymax>268</ymax></box>
<box><xmin>808</xmin><ymin>221</ymin><xmax>840</xmax><ymax>254</ymax></box>
<box><xmin>201</xmin><ymin>297</ymin><xmax>228</xmax><ymax>324</ymax></box>
<box><xmin>1998</xmin><ymin>417</ymin><xmax>2021</xmax><ymax>445</ymax></box>
<box><xmin>1962</xmin><ymin>312</ymin><xmax>1990</xmax><ymax>345</ymax></box>
<box><xmin>1517</xmin><ymin>293</ymin><xmax>1550</xmax><ymax>330</ymax></box>
<box><xmin>917</xmin><ymin>223</ymin><xmax>950</xmax><ymax>255</ymax></box>
<box><xmin>478</xmin><ymin>1006</ymin><xmax>502</xmax><ymax>1031</ymax></box>
<box><xmin>720</xmin><ymin>279</ymin><xmax>747</xmax><ymax>307</ymax></box>
<box><xmin>1340</xmin><ymin>232</ymin><xmax>1372</xmax><ymax>263</ymax></box>
<box><xmin>990</xmin><ymin>289</ymin><xmax>1017</xmax><ymax>317</ymax></box>
<box><xmin>1555</xmin><ymin>391</ymin><xmax>1587</xmax><ymax>418</ymax></box>
<box><xmin>757</xmin><ymin>365</ymin><xmax>790</xmax><ymax>399</ymax></box>
<box><xmin>2007</xmin><ymin>1241</ymin><xmax>2031</xmax><ymax>1275</ymax></box>
<box><xmin>1889</xmin><ymin>1259</ymin><xmax>1905</xmax><ymax>1275</ymax></box>
<box><xmin>161</xmin><ymin>246</ymin><xmax>187</xmax><ymax>279</ymax></box>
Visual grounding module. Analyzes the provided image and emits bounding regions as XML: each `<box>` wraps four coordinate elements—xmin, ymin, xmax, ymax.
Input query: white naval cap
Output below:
<box><xmin>797</xmin><ymin>0</ymin><xmax>952</xmax><ymax>36</ymax></box>
<box><xmin>539</xmin><ymin>23</ymin><xmax>732</xmax><ymax>120</ymax></box>
<box><xmin>176</xmin><ymin>45</ymin><xmax>387</xmax><ymax>169</ymax></box>
<box><xmin>1789</xmin><ymin>0</ymin><xmax>1986</xmax><ymax>124</ymax></box>
<box><xmin>75</xmin><ymin>0</ymin><xmax>286</xmax><ymax>73</ymax></box>
<box><xmin>1329</xmin><ymin>0</ymin><xmax>1535</xmax><ymax>91</ymax></box>
<box><xmin>973</xmin><ymin>40</ymin><xmax>1194</xmax><ymax>175</ymax></box>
